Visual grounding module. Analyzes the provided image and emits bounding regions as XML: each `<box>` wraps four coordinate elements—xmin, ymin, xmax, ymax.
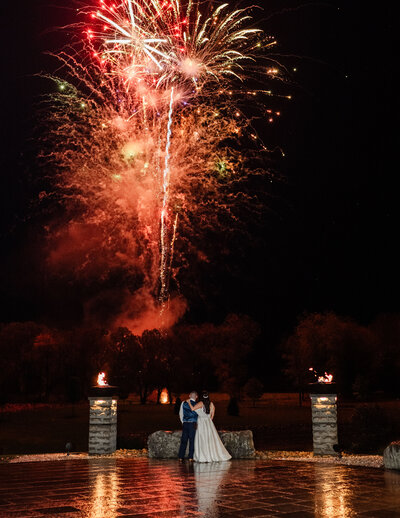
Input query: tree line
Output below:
<box><xmin>0</xmin><ymin>314</ymin><xmax>260</xmax><ymax>404</ymax></box>
<box><xmin>281</xmin><ymin>311</ymin><xmax>400</xmax><ymax>400</ymax></box>
<box><xmin>1</xmin><ymin>311</ymin><xmax>399</xmax><ymax>405</ymax></box>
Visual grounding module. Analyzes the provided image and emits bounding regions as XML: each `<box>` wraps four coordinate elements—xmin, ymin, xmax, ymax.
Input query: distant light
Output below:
<box><xmin>160</xmin><ymin>388</ymin><xmax>169</xmax><ymax>404</ymax></box>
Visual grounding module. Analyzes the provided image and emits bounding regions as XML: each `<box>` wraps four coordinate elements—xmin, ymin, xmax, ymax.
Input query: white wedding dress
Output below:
<box><xmin>193</xmin><ymin>403</ymin><xmax>232</xmax><ymax>462</ymax></box>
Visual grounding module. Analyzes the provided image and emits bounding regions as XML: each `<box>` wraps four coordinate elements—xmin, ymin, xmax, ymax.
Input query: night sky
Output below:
<box><xmin>0</xmin><ymin>1</ymin><xmax>397</xmax><ymax>352</ymax></box>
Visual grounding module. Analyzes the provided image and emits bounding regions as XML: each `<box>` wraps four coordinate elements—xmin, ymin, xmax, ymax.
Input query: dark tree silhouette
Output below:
<box><xmin>282</xmin><ymin>311</ymin><xmax>378</xmax><ymax>401</ymax></box>
<box><xmin>244</xmin><ymin>377</ymin><xmax>264</xmax><ymax>407</ymax></box>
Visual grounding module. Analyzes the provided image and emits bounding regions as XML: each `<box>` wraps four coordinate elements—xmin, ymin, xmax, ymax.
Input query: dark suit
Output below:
<box><xmin>178</xmin><ymin>399</ymin><xmax>198</xmax><ymax>459</ymax></box>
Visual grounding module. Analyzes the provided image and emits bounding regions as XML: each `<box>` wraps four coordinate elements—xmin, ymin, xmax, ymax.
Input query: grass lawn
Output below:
<box><xmin>1</xmin><ymin>394</ymin><xmax>400</xmax><ymax>455</ymax></box>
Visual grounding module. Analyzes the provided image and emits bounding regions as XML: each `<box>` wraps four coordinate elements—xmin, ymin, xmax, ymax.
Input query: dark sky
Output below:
<box><xmin>0</xmin><ymin>1</ymin><xmax>397</xmax><ymax>346</ymax></box>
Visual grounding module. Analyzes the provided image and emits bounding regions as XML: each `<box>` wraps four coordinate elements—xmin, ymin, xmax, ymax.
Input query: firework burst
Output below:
<box><xmin>83</xmin><ymin>0</ymin><xmax>275</xmax><ymax>96</ymax></box>
<box><xmin>40</xmin><ymin>0</ymin><xmax>284</xmax><ymax>325</ymax></box>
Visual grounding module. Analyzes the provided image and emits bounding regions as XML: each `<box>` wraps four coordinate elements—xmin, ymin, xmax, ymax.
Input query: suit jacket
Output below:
<box><xmin>179</xmin><ymin>400</ymin><xmax>198</xmax><ymax>423</ymax></box>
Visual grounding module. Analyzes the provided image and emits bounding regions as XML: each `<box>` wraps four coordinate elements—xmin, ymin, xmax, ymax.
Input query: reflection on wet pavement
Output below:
<box><xmin>0</xmin><ymin>458</ymin><xmax>400</xmax><ymax>517</ymax></box>
<box><xmin>194</xmin><ymin>461</ymin><xmax>231</xmax><ymax>516</ymax></box>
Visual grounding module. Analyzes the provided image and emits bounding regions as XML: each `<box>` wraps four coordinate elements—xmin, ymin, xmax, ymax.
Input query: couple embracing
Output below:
<box><xmin>178</xmin><ymin>391</ymin><xmax>231</xmax><ymax>463</ymax></box>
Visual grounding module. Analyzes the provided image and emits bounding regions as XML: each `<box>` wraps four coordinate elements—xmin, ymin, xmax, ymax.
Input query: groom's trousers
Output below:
<box><xmin>178</xmin><ymin>422</ymin><xmax>197</xmax><ymax>459</ymax></box>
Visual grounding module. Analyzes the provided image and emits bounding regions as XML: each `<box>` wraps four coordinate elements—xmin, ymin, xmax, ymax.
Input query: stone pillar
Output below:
<box><xmin>309</xmin><ymin>383</ymin><xmax>338</xmax><ymax>456</ymax></box>
<box><xmin>88</xmin><ymin>387</ymin><xmax>118</xmax><ymax>455</ymax></box>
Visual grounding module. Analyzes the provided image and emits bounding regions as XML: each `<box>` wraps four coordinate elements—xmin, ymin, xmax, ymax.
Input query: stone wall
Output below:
<box><xmin>310</xmin><ymin>394</ymin><xmax>338</xmax><ymax>456</ymax></box>
<box><xmin>148</xmin><ymin>430</ymin><xmax>255</xmax><ymax>459</ymax></box>
<box><xmin>88</xmin><ymin>397</ymin><xmax>118</xmax><ymax>455</ymax></box>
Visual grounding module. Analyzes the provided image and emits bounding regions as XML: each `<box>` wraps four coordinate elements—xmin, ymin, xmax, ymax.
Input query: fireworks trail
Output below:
<box><xmin>160</xmin><ymin>87</ymin><xmax>174</xmax><ymax>304</ymax></box>
<box><xmin>39</xmin><ymin>0</ymin><xmax>287</xmax><ymax>329</ymax></box>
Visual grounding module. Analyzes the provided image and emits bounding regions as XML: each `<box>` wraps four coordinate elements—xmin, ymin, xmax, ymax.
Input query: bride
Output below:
<box><xmin>187</xmin><ymin>391</ymin><xmax>231</xmax><ymax>462</ymax></box>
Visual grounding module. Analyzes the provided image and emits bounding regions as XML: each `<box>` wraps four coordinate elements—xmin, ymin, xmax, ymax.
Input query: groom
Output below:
<box><xmin>178</xmin><ymin>391</ymin><xmax>198</xmax><ymax>461</ymax></box>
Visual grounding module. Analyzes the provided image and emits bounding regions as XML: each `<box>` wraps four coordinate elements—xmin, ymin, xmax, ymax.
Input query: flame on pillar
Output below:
<box><xmin>309</xmin><ymin>368</ymin><xmax>333</xmax><ymax>384</ymax></box>
<box><xmin>97</xmin><ymin>372</ymin><xmax>108</xmax><ymax>386</ymax></box>
<box><xmin>160</xmin><ymin>388</ymin><xmax>169</xmax><ymax>404</ymax></box>
<box><xmin>318</xmin><ymin>373</ymin><xmax>333</xmax><ymax>383</ymax></box>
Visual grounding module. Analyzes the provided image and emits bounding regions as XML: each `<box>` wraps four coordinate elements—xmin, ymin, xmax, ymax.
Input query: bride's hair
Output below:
<box><xmin>201</xmin><ymin>391</ymin><xmax>211</xmax><ymax>414</ymax></box>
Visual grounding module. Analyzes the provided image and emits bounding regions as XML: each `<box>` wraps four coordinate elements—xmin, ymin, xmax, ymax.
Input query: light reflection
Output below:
<box><xmin>148</xmin><ymin>460</ymin><xmax>184</xmax><ymax>512</ymax></box>
<box><xmin>89</xmin><ymin>459</ymin><xmax>119</xmax><ymax>518</ymax></box>
<box><xmin>194</xmin><ymin>461</ymin><xmax>231</xmax><ymax>515</ymax></box>
<box><xmin>384</xmin><ymin>469</ymin><xmax>400</xmax><ymax>491</ymax></box>
<box><xmin>91</xmin><ymin>399</ymin><xmax>118</xmax><ymax>415</ymax></box>
<box><xmin>313</xmin><ymin>465</ymin><xmax>351</xmax><ymax>517</ymax></box>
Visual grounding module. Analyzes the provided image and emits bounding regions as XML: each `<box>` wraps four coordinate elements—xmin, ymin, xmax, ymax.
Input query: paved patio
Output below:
<box><xmin>0</xmin><ymin>458</ymin><xmax>400</xmax><ymax>517</ymax></box>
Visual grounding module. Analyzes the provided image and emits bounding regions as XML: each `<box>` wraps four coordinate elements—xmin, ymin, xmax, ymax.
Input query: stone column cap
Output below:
<box><xmin>308</xmin><ymin>382</ymin><xmax>337</xmax><ymax>395</ymax></box>
<box><xmin>88</xmin><ymin>385</ymin><xmax>119</xmax><ymax>398</ymax></box>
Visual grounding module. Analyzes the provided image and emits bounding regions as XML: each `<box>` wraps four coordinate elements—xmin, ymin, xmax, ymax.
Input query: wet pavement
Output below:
<box><xmin>1</xmin><ymin>458</ymin><xmax>400</xmax><ymax>517</ymax></box>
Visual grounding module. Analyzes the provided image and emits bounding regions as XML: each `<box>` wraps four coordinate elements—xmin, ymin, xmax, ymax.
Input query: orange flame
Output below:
<box><xmin>160</xmin><ymin>388</ymin><xmax>169</xmax><ymax>404</ymax></box>
<box><xmin>318</xmin><ymin>372</ymin><xmax>333</xmax><ymax>383</ymax></box>
<box><xmin>309</xmin><ymin>367</ymin><xmax>333</xmax><ymax>384</ymax></box>
<box><xmin>97</xmin><ymin>372</ymin><xmax>108</xmax><ymax>386</ymax></box>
